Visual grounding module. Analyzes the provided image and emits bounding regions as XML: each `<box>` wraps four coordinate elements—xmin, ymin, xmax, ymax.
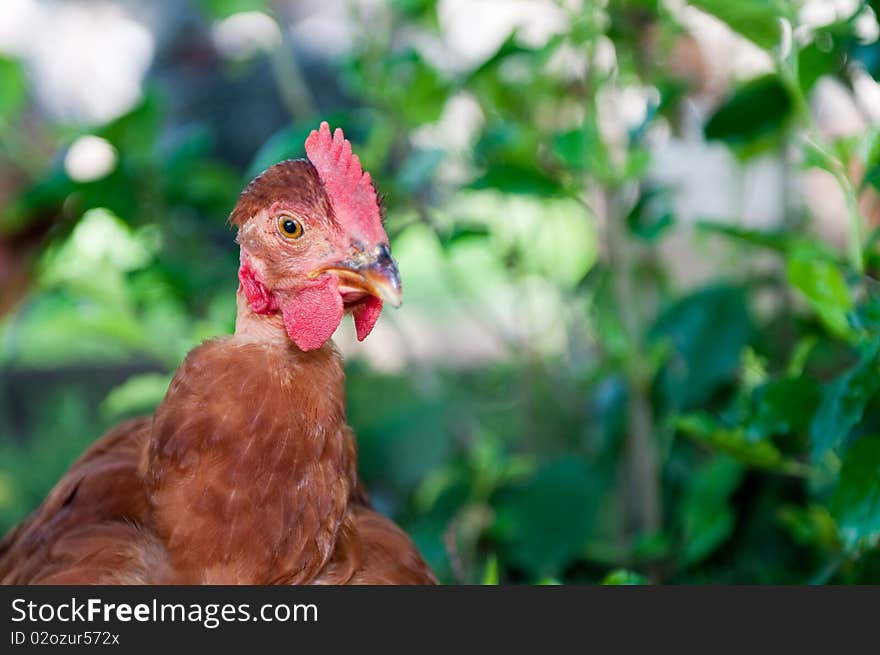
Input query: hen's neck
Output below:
<box><xmin>234</xmin><ymin>288</ymin><xmax>287</xmax><ymax>343</ymax></box>
<box><xmin>148</xmin><ymin>330</ymin><xmax>355</xmax><ymax>583</ymax></box>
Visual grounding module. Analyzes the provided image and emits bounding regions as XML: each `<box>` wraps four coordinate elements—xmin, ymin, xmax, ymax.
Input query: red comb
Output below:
<box><xmin>305</xmin><ymin>122</ymin><xmax>385</xmax><ymax>244</ymax></box>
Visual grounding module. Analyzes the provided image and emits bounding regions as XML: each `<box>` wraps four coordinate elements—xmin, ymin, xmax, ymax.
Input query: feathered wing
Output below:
<box><xmin>315</xmin><ymin>504</ymin><xmax>437</xmax><ymax>585</ymax></box>
<box><xmin>0</xmin><ymin>417</ymin><xmax>169</xmax><ymax>584</ymax></box>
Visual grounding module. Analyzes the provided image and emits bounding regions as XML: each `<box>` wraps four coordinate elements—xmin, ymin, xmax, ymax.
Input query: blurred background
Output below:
<box><xmin>2</xmin><ymin>0</ymin><xmax>880</xmax><ymax>584</ymax></box>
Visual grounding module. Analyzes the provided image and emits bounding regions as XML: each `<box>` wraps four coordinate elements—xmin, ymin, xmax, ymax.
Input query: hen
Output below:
<box><xmin>0</xmin><ymin>122</ymin><xmax>436</xmax><ymax>585</ymax></box>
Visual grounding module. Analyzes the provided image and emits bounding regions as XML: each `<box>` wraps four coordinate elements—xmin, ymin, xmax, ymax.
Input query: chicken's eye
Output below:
<box><xmin>277</xmin><ymin>214</ymin><xmax>304</xmax><ymax>239</ymax></box>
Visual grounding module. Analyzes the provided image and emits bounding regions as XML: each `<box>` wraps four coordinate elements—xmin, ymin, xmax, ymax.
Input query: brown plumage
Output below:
<box><xmin>0</xmin><ymin>123</ymin><xmax>436</xmax><ymax>585</ymax></box>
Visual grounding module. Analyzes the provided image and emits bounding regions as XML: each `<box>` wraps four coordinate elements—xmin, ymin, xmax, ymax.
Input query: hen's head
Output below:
<box><xmin>230</xmin><ymin>122</ymin><xmax>400</xmax><ymax>351</ymax></box>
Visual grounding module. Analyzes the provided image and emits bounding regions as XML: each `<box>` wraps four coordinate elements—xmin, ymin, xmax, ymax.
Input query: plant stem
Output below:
<box><xmin>778</xmin><ymin>38</ymin><xmax>865</xmax><ymax>272</ymax></box>
<box><xmin>602</xmin><ymin>186</ymin><xmax>663</xmax><ymax>541</ymax></box>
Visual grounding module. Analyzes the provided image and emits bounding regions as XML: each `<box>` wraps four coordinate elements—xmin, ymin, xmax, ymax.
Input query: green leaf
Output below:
<box><xmin>474</xmin><ymin>122</ymin><xmax>548</xmax><ymax>173</ymax></box>
<box><xmin>392</xmin><ymin>0</ymin><xmax>438</xmax><ymax>23</ymax></box>
<box><xmin>553</xmin><ymin>122</ymin><xmax>608</xmax><ymax>177</ymax></box>
<box><xmin>466</xmin><ymin>31</ymin><xmax>535</xmax><ymax>80</ymax></box>
<box><xmin>798</xmin><ymin>42</ymin><xmax>844</xmax><ymax>95</ymax></box>
<box><xmin>602</xmin><ymin>569</ymin><xmax>648</xmax><ymax>585</ymax></box>
<box><xmin>832</xmin><ymin>435</ymin><xmax>880</xmax><ymax>552</ymax></box>
<box><xmin>688</xmin><ymin>0</ymin><xmax>787</xmax><ymax>50</ymax></box>
<box><xmin>481</xmin><ymin>555</ymin><xmax>499</xmax><ymax>585</ymax></box>
<box><xmin>680</xmin><ymin>456</ymin><xmax>744</xmax><ymax>567</ymax></box>
<box><xmin>786</xmin><ymin>249</ymin><xmax>853</xmax><ymax>339</ymax></box>
<box><xmin>42</xmin><ymin>208</ymin><xmax>155</xmax><ymax>281</ymax></box>
<box><xmin>799</xmin><ymin>18</ymin><xmax>861</xmax><ymax>94</ymax></box>
<box><xmin>437</xmin><ymin>224</ymin><xmax>490</xmax><ymax>251</ymax></box>
<box><xmin>651</xmin><ymin>285</ymin><xmax>753</xmax><ymax>410</ymax></box>
<box><xmin>347</xmin><ymin>372</ymin><xmax>453</xmax><ymax>494</ymax></box>
<box><xmin>380</xmin><ymin>50</ymin><xmax>449</xmax><ymax>125</ymax></box>
<box><xmin>674</xmin><ymin>413</ymin><xmax>804</xmax><ymax>473</ymax></box>
<box><xmin>472</xmin><ymin>122</ymin><xmax>568</xmax><ymax>196</ymax></box>
<box><xmin>863</xmin><ymin>128</ymin><xmax>880</xmax><ymax>192</ymax></box>
<box><xmin>778</xmin><ymin>504</ymin><xmax>841</xmax><ymax>550</ymax></box>
<box><xmin>810</xmin><ymin>341</ymin><xmax>880</xmax><ymax>459</ymax></box>
<box><xmin>865</xmin><ymin>164</ymin><xmax>880</xmax><ymax>193</ymax></box>
<box><xmin>470</xmin><ymin>164</ymin><xmax>563</xmax><ymax>196</ymax></box>
<box><xmin>101</xmin><ymin>373</ymin><xmax>172</xmax><ymax>420</ymax></box>
<box><xmin>626</xmin><ymin>188</ymin><xmax>675</xmax><ymax>242</ymax></box>
<box><xmin>746</xmin><ymin>376</ymin><xmax>821</xmax><ymax>441</ymax></box>
<box><xmin>704</xmin><ymin>75</ymin><xmax>792</xmax><ymax>149</ymax></box>
<box><xmin>520</xmin><ymin>202</ymin><xmax>598</xmax><ymax>287</ymax></box>
<box><xmin>0</xmin><ymin>56</ymin><xmax>26</xmax><ymax>123</ymax></box>
<box><xmin>97</xmin><ymin>92</ymin><xmax>163</xmax><ymax>158</ymax></box>
<box><xmin>695</xmin><ymin>221</ymin><xmax>840</xmax><ymax>258</ymax></box>
<box><xmin>493</xmin><ymin>457</ymin><xmax>605</xmax><ymax>577</ymax></box>
<box><xmin>200</xmin><ymin>0</ymin><xmax>268</xmax><ymax>18</ymax></box>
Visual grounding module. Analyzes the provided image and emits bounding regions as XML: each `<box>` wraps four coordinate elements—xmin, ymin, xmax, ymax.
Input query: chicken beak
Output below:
<box><xmin>318</xmin><ymin>244</ymin><xmax>403</xmax><ymax>308</ymax></box>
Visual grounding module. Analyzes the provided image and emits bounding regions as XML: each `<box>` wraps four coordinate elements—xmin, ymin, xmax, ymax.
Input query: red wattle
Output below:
<box><xmin>353</xmin><ymin>296</ymin><xmax>383</xmax><ymax>341</ymax></box>
<box><xmin>279</xmin><ymin>276</ymin><xmax>344</xmax><ymax>351</ymax></box>
<box><xmin>239</xmin><ymin>259</ymin><xmax>278</xmax><ymax>314</ymax></box>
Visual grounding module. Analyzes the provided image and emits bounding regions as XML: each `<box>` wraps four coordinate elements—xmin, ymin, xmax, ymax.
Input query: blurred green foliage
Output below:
<box><xmin>2</xmin><ymin>0</ymin><xmax>880</xmax><ymax>584</ymax></box>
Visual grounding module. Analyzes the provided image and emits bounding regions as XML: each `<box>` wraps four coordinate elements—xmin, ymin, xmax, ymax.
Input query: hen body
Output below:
<box><xmin>0</xmin><ymin>337</ymin><xmax>435</xmax><ymax>585</ymax></box>
<box><xmin>1</xmin><ymin>124</ymin><xmax>435</xmax><ymax>585</ymax></box>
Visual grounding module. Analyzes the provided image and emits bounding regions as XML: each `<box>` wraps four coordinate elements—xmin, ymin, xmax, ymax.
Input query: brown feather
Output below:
<box><xmin>315</xmin><ymin>505</ymin><xmax>437</xmax><ymax>585</ymax></box>
<box><xmin>229</xmin><ymin>160</ymin><xmax>332</xmax><ymax>228</ymax></box>
<box><xmin>148</xmin><ymin>337</ymin><xmax>353</xmax><ymax>584</ymax></box>
<box><xmin>0</xmin><ymin>418</ymin><xmax>152</xmax><ymax>584</ymax></box>
<box><xmin>0</xmin><ymin>338</ymin><xmax>435</xmax><ymax>585</ymax></box>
